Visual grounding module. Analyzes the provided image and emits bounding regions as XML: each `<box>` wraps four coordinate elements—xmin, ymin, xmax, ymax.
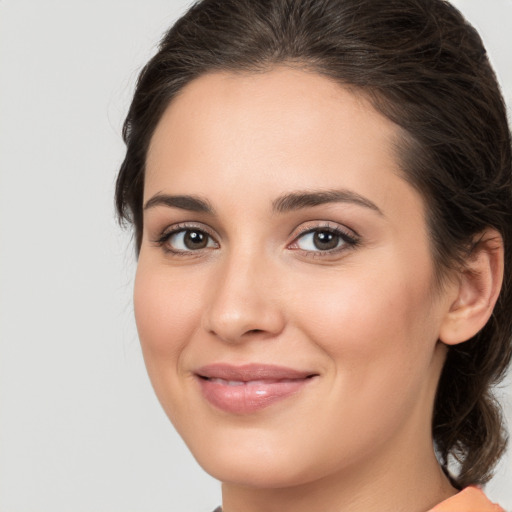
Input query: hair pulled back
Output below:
<box><xmin>116</xmin><ymin>0</ymin><xmax>512</xmax><ymax>488</ymax></box>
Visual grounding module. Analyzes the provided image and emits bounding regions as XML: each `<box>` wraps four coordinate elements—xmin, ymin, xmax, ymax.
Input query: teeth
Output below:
<box><xmin>208</xmin><ymin>378</ymin><xmax>297</xmax><ymax>385</ymax></box>
<box><xmin>247</xmin><ymin>379</ymin><xmax>289</xmax><ymax>385</ymax></box>
<box><xmin>209</xmin><ymin>378</ymin><xmax>244</xmax><ymax>386</ymax></box>
<box><xmin>227</xmin><ymin>380</ymin><xmax>244</xmax><ymax>386</ymax></box>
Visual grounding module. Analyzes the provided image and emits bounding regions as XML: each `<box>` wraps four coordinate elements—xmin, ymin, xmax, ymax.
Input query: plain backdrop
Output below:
<box><xmin>0</xmin><ymin>1</ymin><xmax>511</xmax><ymax>511</ymax></box>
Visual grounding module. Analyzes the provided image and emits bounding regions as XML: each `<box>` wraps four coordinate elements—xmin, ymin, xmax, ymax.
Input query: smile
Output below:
<box><xmin>195</xmin><ymin>364</ymin><xmax>318</xmax><ymax>414</ymax></box>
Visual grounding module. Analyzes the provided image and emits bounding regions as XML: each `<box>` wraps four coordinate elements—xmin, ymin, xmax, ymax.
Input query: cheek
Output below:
<box><xmin>291</xmin><ymin>259</ymin><xmax>440</xmax><ymax>390</ymax></box>
<box><xmin>133</xmin><ymin>262</ymin><xmax>200</xmax><ymax>371</ymax></box>
<box><xmin>284</xmin><ymin>267</ymin><xmax>441</xmax><ymax>462</ymax></box>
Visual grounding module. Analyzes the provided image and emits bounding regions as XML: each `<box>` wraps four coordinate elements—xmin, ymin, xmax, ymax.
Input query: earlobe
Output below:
<box><xmin>439</xmin><ymin>229</ymin><xmax>504</xmax><ymax>346</ymax></box>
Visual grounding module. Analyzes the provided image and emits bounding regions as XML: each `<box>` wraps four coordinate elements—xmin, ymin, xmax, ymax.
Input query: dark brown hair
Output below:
<box><xmin>116</xmin><ymin>0</ymin><xmax>512</xmax><ymax>488</ymax></box>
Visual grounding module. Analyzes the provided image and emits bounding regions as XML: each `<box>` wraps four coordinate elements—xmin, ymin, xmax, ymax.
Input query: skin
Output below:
<box><xmin>135</xmin><ymin>67</ymin><xmax>492</xmax><ymax>512</ymax></box>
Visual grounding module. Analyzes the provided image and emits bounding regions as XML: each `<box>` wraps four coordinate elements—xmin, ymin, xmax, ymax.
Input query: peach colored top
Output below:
<box><xmin>212</xmin><ymin>487</ymin><xmax>505</xmax><ymax>512</ymax></box>
<box><xmin>429</xmin><ymin>487</ymin><xmax>504</xmax><ymax>512</ymax></box>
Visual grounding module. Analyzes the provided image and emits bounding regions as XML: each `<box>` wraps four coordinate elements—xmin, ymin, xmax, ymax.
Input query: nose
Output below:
<box><xmin>201</xmin><ymin>251</ymin><xmax>286</xmax><ymax>344</ymax></box>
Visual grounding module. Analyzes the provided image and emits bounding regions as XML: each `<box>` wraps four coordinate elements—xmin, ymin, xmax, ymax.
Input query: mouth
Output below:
<box><xmin>195</xmin><ymin>363</ymin><xmax>318</xmax><ymax>414</ymax></box>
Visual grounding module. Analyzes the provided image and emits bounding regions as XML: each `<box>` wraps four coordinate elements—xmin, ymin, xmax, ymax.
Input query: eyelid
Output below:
<box><xmin>288</xmin><ymin>221</ymin><xmax>360</xmax><ymax>255</ymax></box>
<box><xmin>152</xmin><ymin>222</ymin><xmax>219</xmax><ymax>254</ymax></box>
<box><xmin>150</xmin><ymin>220</ymin><xmax>360</xmax><ymax>257</ymax></box>
<box><xmin>290</xmin><ymin>221</ymin><xmax>359</xmax><ymax>241</ymax></box>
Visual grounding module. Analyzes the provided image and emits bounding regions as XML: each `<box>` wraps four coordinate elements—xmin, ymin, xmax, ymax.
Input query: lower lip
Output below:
<box><xmin>197</xmin><ymin>377</ymin><xmax>313</xmax><ymax>414</ymax></box>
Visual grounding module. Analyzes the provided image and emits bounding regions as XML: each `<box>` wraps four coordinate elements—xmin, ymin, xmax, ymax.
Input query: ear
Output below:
<box><xmin>439</xmin><ymin>229</ymin><xmax>504</xmax><ymax>346</ymax></box>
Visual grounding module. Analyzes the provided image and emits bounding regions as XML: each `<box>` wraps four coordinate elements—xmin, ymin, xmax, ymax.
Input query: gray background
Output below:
<box><xmin>0</xmin><ymin>1</ymin><xmax>510</xmax><ymax>511</ymax></box>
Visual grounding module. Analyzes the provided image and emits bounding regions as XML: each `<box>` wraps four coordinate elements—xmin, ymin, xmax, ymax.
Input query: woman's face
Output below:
<box><xmin>135</xmin><ymin>68</ymin><xmax>454</xmax><ymax>488</ymax></box>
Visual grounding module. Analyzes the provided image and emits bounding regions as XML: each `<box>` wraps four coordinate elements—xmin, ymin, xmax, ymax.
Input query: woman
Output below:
<box><xmin>115</xmin><ymin>0</ymin><xmax>512</xmax><ymax>510</ymax></box>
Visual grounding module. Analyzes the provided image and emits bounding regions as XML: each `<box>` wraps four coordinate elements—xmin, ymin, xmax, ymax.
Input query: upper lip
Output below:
<box><xmin>195</xmin><ymin>363</ymin><xmax>317</xmax><ymax>381</ymax></box>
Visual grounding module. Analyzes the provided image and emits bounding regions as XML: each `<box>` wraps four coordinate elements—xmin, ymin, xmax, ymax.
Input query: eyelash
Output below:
<box><xmin>152</xmin><ymin>223</ymin><xmax>218</xmax><ymax>256</ymax></box>
<box><xmin>152</xmin><ymin>222</ymin><xmax>360</xmax><ymax>258</ymax></box>
<box><xmin>289</xmin><ymin>223</ymin><xmax>360</xmax><ymax>257</ymax></box>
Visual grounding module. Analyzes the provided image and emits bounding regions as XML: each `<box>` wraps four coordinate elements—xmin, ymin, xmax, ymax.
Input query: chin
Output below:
<box><xmin>198</xmin><ymin>453</ymin><xmax>319</xmax><ymax>489</ymax></box>
<box><xmin>181</xmin><ymin>426</ymin><xmax>337</xmax><ymax>490</ymax></box>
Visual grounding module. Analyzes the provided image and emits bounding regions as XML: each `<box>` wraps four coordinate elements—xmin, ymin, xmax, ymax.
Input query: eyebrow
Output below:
<box><xmin>143</xmin><ymin>188</ymin><xmax>383</xmax><ymax>216</ymax></box>
<box><xmin>144</xmin><ymin>194</ymin><xmax>215</xmax><ymax>214</ymax></box>
<box><xmin>272</xmin><ymin>189</ymin><xmax>383</xmax><ymax>215</ymax></box>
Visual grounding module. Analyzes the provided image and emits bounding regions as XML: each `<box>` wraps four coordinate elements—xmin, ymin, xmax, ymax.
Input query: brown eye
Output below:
<box><xmin>165</xmin><ymin>228</ymin><xmax>218</xmax><ymax>252</ymax></box>
<box><xmin>291</xmin><ymin>226</ymin><xmax>359</xmax><ymax>255</ymax></box>
<box><xmin>312</xmin><ymin>230</ymin><xmax>340</xmax><ymax>250</ymax></box>
<box><xmin>183</xmin><ymin>230</ymin><xmax>208</xmax><ymax>249</ymax></box>
<box><xmin>295</xmin><ymin>229</ymin><xmax>344</xmax><ymax>251</ymax></box>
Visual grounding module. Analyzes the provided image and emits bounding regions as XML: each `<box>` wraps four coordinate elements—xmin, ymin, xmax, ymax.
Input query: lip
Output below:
<box><xmin>195</xmin><ymin>363</ymin><xmax>318</xmax><ymax>414</ymax></box>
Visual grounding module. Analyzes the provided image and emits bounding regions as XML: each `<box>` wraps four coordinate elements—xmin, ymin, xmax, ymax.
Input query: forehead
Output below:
<box><xmin>146</xmin><ymin>67</ymin><xmax>397</xmax><ymax>174</ymax></box>
<box><xmin>144</xmin><ymin>67</ymin><xmax>422</xmax><ymax>222</ymax></box>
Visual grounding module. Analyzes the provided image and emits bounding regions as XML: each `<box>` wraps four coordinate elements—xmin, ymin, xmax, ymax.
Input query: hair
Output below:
<box><xmin>115</xmin><ymin>0</ymin><xmax>512</xmax><ymax>488</ymax></box>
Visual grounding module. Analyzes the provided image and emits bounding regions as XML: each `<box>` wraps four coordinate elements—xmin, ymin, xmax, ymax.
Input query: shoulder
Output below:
<box><xmin>429</xmin><ymin>487</ymin><xmax>504</xmax><ymax>512</ymax></box>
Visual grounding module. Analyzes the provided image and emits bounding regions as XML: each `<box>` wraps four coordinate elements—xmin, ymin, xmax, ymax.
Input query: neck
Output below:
<box><xmin>221</xmin><ymin>435</ymin><xmax>457</xmax><ymax>512</ymax></box>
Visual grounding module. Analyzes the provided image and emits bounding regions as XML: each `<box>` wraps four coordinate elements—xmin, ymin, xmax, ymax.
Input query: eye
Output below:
<box><xmin>155</xmin><ymin>226</ymin><xmax>218</xmax><ymax>254</ymax></box>
<box><xmin>289</xmin><ymin>225</ymin><xmax>359</xmax><ymax>254</ymax></box>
